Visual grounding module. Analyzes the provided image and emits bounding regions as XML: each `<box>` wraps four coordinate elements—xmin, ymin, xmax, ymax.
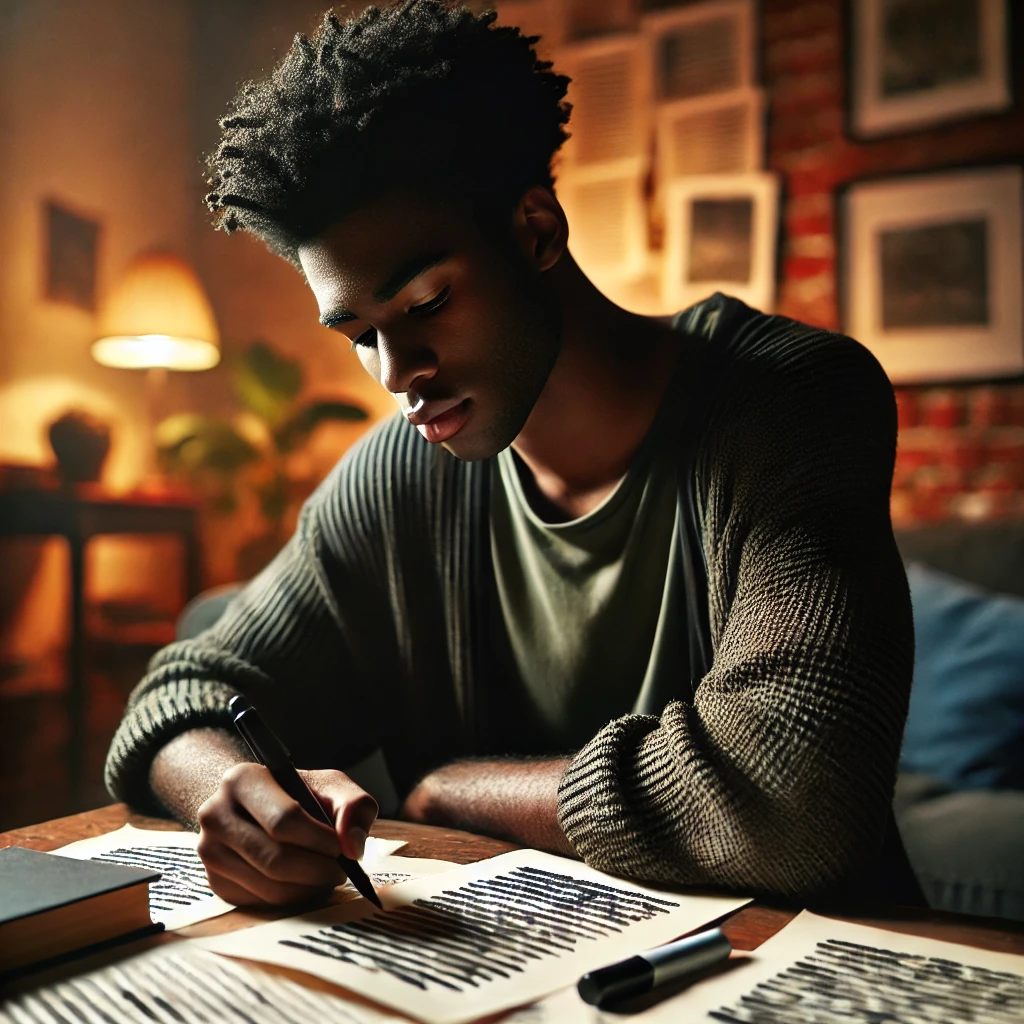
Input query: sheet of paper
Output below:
<box><xmin>602</xmin><ymin>909</ymin><xmax>1024</xmax><ymax>1023</ymax></box>
<box><xmin>359</xmin><ymin>854</ymin><xmax>458</xmax><ymax>888</ymax></box>
<box><xmin>53</xmin><ymin>825</ymin><xmax>408</xmax><ymax>930</ymax></box>
<box><xmin>0</xmin><ymin>944</ymin><xmax>405</xmax><ymax>1024</ymax></box>
<box><xmin>197</xmin><ymin>848</ymin><xmax>750</xmax><ymax>1024</ymax></box>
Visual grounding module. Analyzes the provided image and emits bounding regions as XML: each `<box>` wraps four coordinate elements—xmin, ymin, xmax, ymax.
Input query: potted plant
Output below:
<box><xmin>156</xmin><ymin>340</ymin><xmax>367</xmax><ymax>577</ymax></box>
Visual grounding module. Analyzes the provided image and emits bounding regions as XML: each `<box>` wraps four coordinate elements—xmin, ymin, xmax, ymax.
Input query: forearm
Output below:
<box><xmin>149</xmin><ymin>727</ymin><xmax>252</xmax><ymax>828</ymax></box>
<box><xmin>399</xmin><ymin>758</ymin><xmax>576</xmax><ymax>856</ymax></box>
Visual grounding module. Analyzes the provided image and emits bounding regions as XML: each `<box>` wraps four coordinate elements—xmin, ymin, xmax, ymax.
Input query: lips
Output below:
<box><xmin>407</xmin><ymin>397</ymin><xmax>471</xmax><ymax>444</ymax></box>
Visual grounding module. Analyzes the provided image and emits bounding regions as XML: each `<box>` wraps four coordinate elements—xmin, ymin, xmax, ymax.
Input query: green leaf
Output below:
<box><xmin>273</xmin><ymin>399</ymin><xmax>368</xmax><ymax>452</ymax></box>
<box><xmin>156</xmin><ymin>414</ymin><xmax>261</xmax><ymax>475</ymax></box>
<box><xmin>233</xmin><ymin>341</ymin><xmax>304</xmax><ymax>426</ymax></box>
<box><xmin>256</xmin><ymin>473</ymin><xmax>290</xmax><ymax>525</ymax></box>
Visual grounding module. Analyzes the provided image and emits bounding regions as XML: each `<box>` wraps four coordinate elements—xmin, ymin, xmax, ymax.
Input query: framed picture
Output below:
<box><xmin>655</xmin><ymin>87</ymin><xmax>765</xmax><ymax>182</ymax></box>
<box><xmin>661</xmin><ymin>172</ymin><xmax>780</xmax><ymax>312</ymax></box>
<box><xmin>557</xmin><ymin>158</ymin><xmax>650</xmax><ymax>286</ymax></box>
<box><xmin>44</xmin><ymin>201</ymin><xmax>100</xmax><ymax>311</ymax></box>
<box><xmin>849</xmin><ymin>0</ymin><xmax>1011</xmax><ymax>139</ymax></box>
<box><xmin>642</xmin><ymin>0</ymin><xmax>755</xmax><ymax>103</ymax></box>
<box><xmin>556</xmin><ymin>34</ymin><xmax>652</xmax><ymax>167</ymax></box>
<box><xmin>841</xmin><ymin>166</ymin><xmax>1024</xmax><ymax>384</ymax></box>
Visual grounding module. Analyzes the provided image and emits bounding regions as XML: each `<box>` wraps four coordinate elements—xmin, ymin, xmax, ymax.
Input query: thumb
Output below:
<box><xmin>304</xmin><ymin>768</ymin><xmax>378</xmax><ymax>861</ymax></box>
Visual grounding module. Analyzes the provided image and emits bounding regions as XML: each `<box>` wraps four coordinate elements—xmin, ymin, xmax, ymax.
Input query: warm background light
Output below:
<box><xmin>92</xmin><ymin>251</ymin><xmax>220</xmax><ymax>371</ymax></box>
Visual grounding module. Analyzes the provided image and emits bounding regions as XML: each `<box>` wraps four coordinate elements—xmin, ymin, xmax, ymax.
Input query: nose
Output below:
<box><xmin>376</xmin><ymin>331</ymin><xmax>437</xmax><ymax>396</ymax></box>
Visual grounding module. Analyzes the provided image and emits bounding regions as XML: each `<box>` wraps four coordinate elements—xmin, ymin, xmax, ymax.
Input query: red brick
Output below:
<box><xmin>783</xmin><ymin>255</ymin><xmax>834</xmax><ymax>280</ymax></box>
<box><xmin>909</xmin><ymin>490</ymin><xmax>953</xmax><ymax>522</ymax></box>
<box><xmin>934</xmin><ymin>437</ymin><xmax>985</xmax><ymax>475</ymax></box>
<box><xmin>1007</xmin><ymin>390</ymin><xmax>1024</xmax><ymax>428</ymax></box>
<box><xmin>967</xmin><ymin>387</ymin><xmax>1011</xmax><ymax>428</ymax></box>
<box><xmin>894</xmin><ymin>390</ymin><xmax>918</xmax><ymax>430</ymax></box>
<box><xmin>764</xmin><ymin>35</ymin><xmax>842</xmax><ymax>78</ymax></box>
<box><xmin>762</xmin><ymin>1</ymin><xmax>839</xmax><ymax>44</ymax></box>
<box><xmin>971</xmin><ymin>464</ymin><xmax>1020</xmax><ymax>493</ymax></box>
<box><xmin>786</xmin><ymin>211</ymin><xmax>833</xmax><ymax>236</ymax></box>
<box><xmin>919</xmin><ymin>390</ymin><xmax>965</xmax><ymax>429</ymax></box>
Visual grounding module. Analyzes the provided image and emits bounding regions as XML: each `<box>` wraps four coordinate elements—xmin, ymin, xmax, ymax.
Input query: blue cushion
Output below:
<box><xmin>901</xmin><ymin>563</ymin><xmax>1024</xmax><ymax>791</ymax></box>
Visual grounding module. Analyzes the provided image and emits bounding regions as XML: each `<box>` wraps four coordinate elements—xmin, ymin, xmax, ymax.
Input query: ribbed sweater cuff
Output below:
<box><xmin>103</xmin><ymin>678</ymin><xmax>239</xmax><ymax>816</ymax></box>
<box><xmin>557</xmin><ymin>712</ymin><xmax>661</xmax><ymax>872</ymax></box>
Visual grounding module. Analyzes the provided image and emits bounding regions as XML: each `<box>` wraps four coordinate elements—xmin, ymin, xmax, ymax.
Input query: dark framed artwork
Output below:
<box><xmin>849</xmin><ymin>0</ymin><xmax>1011</xmax><ymax>139</ymax></box>
<box><xmin>44</xmin><ymin>201</ymin><xmax>100</xmax><ymax>311</ymax></box>
<box><xmin>661</xmin><ymin>172</ymin><xmax>779</xmax><ymax>312</ymax></box>
<box><xmin>641</xmin><ymin>0</ymin><xmax>754</xmax><ymax>104</ymax></box>
<box><xmin>841</xmin><ymin>166</ymin><xmax>1024</xmax><ymax>383</ymax></box>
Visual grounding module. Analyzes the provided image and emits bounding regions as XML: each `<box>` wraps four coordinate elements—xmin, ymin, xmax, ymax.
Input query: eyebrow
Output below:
<box><xmin>319</xmin><ymin>251</ymin><xmax>450</xmax><ymax>328</ymax></box>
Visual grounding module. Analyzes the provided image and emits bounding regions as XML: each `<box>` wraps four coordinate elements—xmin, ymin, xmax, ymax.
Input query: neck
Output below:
<box><xmin>511</xmin><ymin>254</ymin><xmax>680</xmax><ymax>520</ymax></box>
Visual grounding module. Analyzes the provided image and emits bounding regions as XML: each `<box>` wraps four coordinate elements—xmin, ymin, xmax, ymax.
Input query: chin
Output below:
<box><xmin>441</xmin><ymin>432</ymin><xmax>506</xmax><ymax>463</ymax></box>
<box><xmin>440</xmin><ymin>408</ymin><xmax>523</xmax><ymax>462</ymax></box>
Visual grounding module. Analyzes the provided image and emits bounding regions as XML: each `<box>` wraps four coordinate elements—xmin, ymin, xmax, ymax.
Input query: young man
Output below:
<box><xmin>105</xmin><ymin>1</ymin><xmax>914</xmax><ymax>909</ymax></box>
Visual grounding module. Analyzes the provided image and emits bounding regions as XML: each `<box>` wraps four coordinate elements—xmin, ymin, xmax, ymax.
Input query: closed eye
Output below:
<box><xmin>409</xmin><ymin>286</ymin><xmax>450</xmax><ymax>316</ymax></box>
<box><xmin>351</xmin><ymin>326</ymin><xmax>378</xmax><ymax>350</ymax></box>
<box><xmin>350</xmin><ymin>286</ymin><xmax>449</xmax><ymax>351</ymax></box>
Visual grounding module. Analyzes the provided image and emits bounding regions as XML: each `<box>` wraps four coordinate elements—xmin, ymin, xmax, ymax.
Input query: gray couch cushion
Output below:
<box><xmin>895</xmin><ymin>523</ymin><xmax>1024</xmax><ymax>598</ymax></box>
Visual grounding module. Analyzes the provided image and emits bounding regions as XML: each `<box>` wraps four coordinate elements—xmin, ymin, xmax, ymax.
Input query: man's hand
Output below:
<box><xmin>196</xmin><ymin>763</ymin><xmax>378</xmax><ymax>906</ymax></box>
<box><xmin>399</xmin><ymin>758</ymin><xmax>576</xmax><ymax>857</ymax></box>
<box><xmin>149</xmin><ymin>728</ymin><xmax>377</xmax><ymax>907</ymax></box>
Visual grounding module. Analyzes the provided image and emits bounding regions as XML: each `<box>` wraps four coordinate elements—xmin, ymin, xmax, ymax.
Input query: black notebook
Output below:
<box><xmin>0</xmin><ymin>846</ymin><xmax>161</xmax><ymax>976</ymax></box>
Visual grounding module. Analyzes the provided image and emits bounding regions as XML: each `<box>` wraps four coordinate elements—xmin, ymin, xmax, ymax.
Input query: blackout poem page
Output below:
<box><xmin>197</xmin><ymin>848</ymin><xmax>750</xmax><ymax>1024</ymax></box>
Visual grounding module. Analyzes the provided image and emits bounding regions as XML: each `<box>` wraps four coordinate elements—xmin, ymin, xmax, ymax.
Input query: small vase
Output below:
<box><xmin>48</xmin><ymin>410</ymin><xmax>111</xmax><ymax>485</ymax></box>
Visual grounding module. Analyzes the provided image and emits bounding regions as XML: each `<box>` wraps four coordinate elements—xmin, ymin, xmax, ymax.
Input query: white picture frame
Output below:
<box><xmin>641</xmin><ymin>0</ymin><xmax>755</xmax><ymax>103</ymax></box>
<box><xmin>661</xmin><ymin>172</ymin><xmax>780</xmax><ymax>313</ymax></box>
<box><xmin>557</xmin><ymin>158</ymin><xmax>650</xmax><ymax>286</ymax></box>
<box><xmin>655</xmin><ymin>87</ymin><xmax>766</xmax><ymax>183</ymax></box>
<box><xmin>556</xmin><ymin>33</ymin><xmax>652</xmax><ymax>167</ymax></box>
<box><xmin>850</xmin><ymin>0</ymin><xmax>1011</xmax><ymax>139</ymax></box>
<box><xmin>842</xmin><ymin>166</ymin><xmax>1024</xmax><ymax>384</ymax></box>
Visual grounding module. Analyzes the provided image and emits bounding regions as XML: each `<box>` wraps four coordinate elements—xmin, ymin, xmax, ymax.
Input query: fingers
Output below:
<box><xmin>199</xmin><ymin>833</ymin><xmax>338</xmax><ymax>907</ymax></box>
<box><xmin>196</xmin><ymin>762</ymin><xmax>346</xmax><ymax>907</ymax></box>
<box><xmin>228</xmin><ymin>763</ymin><xmax>341</xmax><ymax>859</ymax></box>
<box><xmin>303</xmin><ymin>768</ymin><xmax>379</xmax><ymax>861</ymax></box>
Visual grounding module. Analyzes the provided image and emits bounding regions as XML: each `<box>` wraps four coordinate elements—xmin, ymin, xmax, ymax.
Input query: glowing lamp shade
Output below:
<box><xmin>92</xmin><ymin>252</ymin><xmax>220</xmax><ymax>371</ymax></box>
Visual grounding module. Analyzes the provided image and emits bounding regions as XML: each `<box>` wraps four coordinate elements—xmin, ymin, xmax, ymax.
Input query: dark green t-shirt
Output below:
<box><xmin>485</xmin><ymin>366</ymin><xmax>686</xmax><ymax>754</ymax></box>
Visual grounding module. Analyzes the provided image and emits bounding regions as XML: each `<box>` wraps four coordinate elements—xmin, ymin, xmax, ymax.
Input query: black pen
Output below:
<box><xmin>228</xmin><ymin>695</ymin><xmax>383</xmax><ymax>909</ymax></box>
<box><xmin>577</xmin><ymin>927</ymin><xmax>731</xmax><ymax>1006</ymax></box>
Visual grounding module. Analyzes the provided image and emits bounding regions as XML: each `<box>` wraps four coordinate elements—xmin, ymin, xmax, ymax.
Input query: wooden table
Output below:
<box><xmin>5</xmin><ymin>804</ymin><xmax>1024</xmax><ymax>960</ymax></box>
<box><xmin>0</xmin><ymin>489</ymin><xmax>201</xmax><ymax>808</ymax></box>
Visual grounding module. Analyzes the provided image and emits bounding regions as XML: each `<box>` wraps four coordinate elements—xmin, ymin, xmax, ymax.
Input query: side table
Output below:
<box><xmin>0</xmin><ymin>486</ymin><xmax>201</xmax><ymax>807</ymax></box>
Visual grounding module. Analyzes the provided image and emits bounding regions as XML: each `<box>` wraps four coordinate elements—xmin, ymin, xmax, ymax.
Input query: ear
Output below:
<box><xmin>511</xmin><ymin>186</ymin><xmax>568</xmax><ymax>273</ymax></box>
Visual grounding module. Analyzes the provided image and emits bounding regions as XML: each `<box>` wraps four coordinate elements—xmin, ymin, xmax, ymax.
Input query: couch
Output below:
<box><xmin>893</xmin><ymin>523</ymin><xmax>1024</xmax><ymax>922</ymax></box>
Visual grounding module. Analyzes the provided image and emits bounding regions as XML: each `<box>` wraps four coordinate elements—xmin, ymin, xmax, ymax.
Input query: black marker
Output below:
<box><xmin>577</xmin><ymin>927</ymin><xmax>731</xmax><ymax>1006</ymax></box>
<box><xmin>228</xmin><ymin>695</ymin><xmax>382</xmax><ymax>909</ymax></box>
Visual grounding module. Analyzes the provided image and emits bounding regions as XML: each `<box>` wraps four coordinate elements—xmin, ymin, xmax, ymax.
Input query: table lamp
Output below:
<box><xmin>92</xmin><ymin>251</ymin><xmax>220</xmax><ymax>484</ymax></box>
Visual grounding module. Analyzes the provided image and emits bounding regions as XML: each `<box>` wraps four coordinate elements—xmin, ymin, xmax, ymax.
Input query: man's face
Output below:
<box><xmin>298</xmin><ymin>192</ymin><xmax>562</xmax><ymax>461</ymax></box>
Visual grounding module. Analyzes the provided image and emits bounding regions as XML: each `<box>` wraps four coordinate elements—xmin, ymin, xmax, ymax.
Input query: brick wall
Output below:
<box><xmin>762</xmin><ymin>0</ymin><xmax>1024</xmax><ymax>524</ymax></box>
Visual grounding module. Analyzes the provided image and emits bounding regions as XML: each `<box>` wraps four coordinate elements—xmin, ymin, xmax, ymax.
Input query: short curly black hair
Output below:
<box><xmin>204</xmin><ymin>1</ymin><xmax>572</xmax><ymax>267</ymax></box>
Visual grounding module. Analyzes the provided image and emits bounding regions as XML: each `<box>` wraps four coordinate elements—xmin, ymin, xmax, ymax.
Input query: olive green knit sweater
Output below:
<box><xmin>104</xmin><ymin>295</ymin><xmax>913</xmax><ymax>901</ymax></box>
